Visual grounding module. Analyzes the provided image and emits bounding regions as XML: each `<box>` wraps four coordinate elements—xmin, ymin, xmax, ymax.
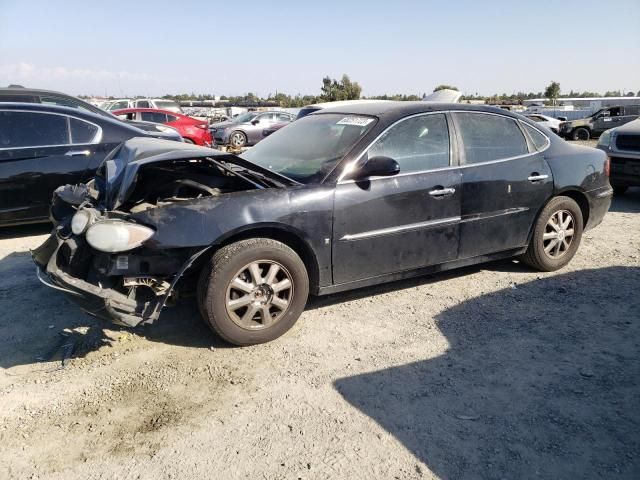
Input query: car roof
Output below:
<box><xmin>315</xmin><ymin>101</ymin><xmax>513</xmax><ymax>118</ymax></box>
<box><xmin>302</xmin><ymin>99</ymin><xmax>392</xmax><ymax>110</ymax></box>
<box><xmin>0</xmin><ymin>102</ymin><xmax>138</xmax><ymax>128</ymax></box>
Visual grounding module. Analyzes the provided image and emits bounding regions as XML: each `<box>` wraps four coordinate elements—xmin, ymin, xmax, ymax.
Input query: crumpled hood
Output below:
<box><xmin>98</xmin><ymin>137</ymin><xmax>292</xmax><ymax>209</ymax></box>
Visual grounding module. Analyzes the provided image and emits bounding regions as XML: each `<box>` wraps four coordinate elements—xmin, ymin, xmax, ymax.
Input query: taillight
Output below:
<box><xmin>604</xmin><ymin>157</ymin><xmax>610</xmax><ymax>177</ymax></box>
<box><xmin>196</xmin><ymin>123</ymin><xmax>208</xmax><ymax>130</ymax></box>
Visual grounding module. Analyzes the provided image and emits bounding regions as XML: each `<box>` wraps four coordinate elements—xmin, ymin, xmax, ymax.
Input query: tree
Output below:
<box><xmin>433</xmin><ymin>84</ymin><xmax>459</xmax><ymax>92</ymax></box>
<box><xmin>626</xmin><ymin>91</ymin><xmax>635</xmax><ymax>97</ymax></box>
<box><xmin>320</xmin><ymin>74</ymin><xmax>362</xmax><ymax>102</ymax></box>
<box><xmin>544</xmin><ymin>81</ymin><xmax>561</xmax><ymax>106</ymax></box>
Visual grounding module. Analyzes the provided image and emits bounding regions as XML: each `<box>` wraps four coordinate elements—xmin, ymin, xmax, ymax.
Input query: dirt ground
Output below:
<box><xmin>1</xmin><ymin>185</ymin><xmax>639</xmax><ymax>478</ymax></box>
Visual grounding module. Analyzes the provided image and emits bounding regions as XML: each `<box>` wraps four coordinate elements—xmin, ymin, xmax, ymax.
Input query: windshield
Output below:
<box><xmin>233</xmin><ymin>112</ymin><xmax>258</xmax><ymax>123</ymax></box>
<box><xmin>241</xmin><ymin>113</ymin><xmax>376</xmax><ymax>184</ymax></box>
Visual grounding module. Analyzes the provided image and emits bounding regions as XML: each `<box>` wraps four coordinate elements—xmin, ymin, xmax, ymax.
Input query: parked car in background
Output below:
<box><xmin>0</xmin><ymin>88</ymin><xmax>183</xmax><ymax>140</ymax></box>
<box><xmin>524</xmin><ymin>113</ymin><xmax>562</xmax><ymax>133</ymax></box>
<box><xmin>34</xmin><ymin>102</ymin><xmax>612</xmax><ymax>346</ymax></box>
<box><xmin>210</xmin><ymin>111</ymin><xmax>294</xmax><ymax>148</ymax></box>
<box><xmin>113</xmin><ymin>108</ymin><xmax>212</xmax><ymax>146</ymax></box>
<box><xmin>597</xmin><ymin>118</ymin><xmax>640</xmax><ymax>195</ymax></box>
<box><xmin>559</xmin><ymin>105</ymin><xmax>640</xmax><ymax>140</ymax></box>
<box><xmin>0</xmin><ymin>103</ymin><xmax>183</xmax><ymax>226</ymax></box>
<box><xmin>103</xmin><ymin>98</ymin><xmax>183</xmax><ymax>114</ymax></box>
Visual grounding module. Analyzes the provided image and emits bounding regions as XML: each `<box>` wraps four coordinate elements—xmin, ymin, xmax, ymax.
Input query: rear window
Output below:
<box><xmin>0</xmin><ymin>111</ymin><xmax>69</xmax><ymax>148</ymax></box>
<box><xmin>141</xmin><ymin>111</ymin><xmax>168</xmax><ymax>123</ymax></box>
<box><xmin>455</xmin><ymin>112</ymin><xmax>528</xmax><ymax>164</ymax></box>
<box><xmin>522</xmin><ymin>123</ymin><xmax>549</xmax><ymax>151</ymax></box>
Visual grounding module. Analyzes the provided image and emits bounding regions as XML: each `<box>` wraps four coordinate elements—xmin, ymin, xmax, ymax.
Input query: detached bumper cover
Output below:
<box><xmin>32</xmin><ymin>233</ymin><xmax>210</xmax><ymax>327</ymax></box>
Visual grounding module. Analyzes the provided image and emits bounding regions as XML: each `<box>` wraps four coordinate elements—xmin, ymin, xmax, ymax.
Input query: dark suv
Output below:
<box><xmin>559</xmin><ymin>105</ymin><xmax>640</xmax><ymax>140</ymax></box>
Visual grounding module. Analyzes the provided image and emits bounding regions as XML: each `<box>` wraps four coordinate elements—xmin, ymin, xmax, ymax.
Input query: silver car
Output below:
<box><xmin>210</xmin><ymin>111</ymin><xmax>294</xmax><ymax>148</ymax></box>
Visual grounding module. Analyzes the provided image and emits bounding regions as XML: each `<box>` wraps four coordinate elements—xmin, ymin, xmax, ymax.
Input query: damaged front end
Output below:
<box><xmin>32</xmin><ymin>138</ymin><xmax>282</xmax><ymax>327</ymax></box>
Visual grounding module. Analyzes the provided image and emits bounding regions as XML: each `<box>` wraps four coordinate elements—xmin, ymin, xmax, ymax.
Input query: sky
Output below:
<box><xmin>1</xmin><ymin>0</ymin><xmax>639</xmax><ymax>98</ymax></box>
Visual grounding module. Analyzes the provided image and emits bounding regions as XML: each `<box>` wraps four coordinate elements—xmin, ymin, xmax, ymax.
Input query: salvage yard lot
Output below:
<box><xmin>1</xmin><ymin>188</ymin><xmax>639</xmax><ymax>479</ymax></box>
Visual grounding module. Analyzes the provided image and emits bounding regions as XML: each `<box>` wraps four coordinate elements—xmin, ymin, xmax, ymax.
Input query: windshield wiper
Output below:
<box><xmin>230</xmin><ymin>166</ymin><xmax>287</xmax><ymax>188</ymax></box>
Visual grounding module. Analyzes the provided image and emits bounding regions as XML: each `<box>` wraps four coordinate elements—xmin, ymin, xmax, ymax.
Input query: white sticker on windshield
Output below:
<box><xmin>336</xmin><ymin>116</ymin><xmax>374</xmax><ymax>127</ymax></box>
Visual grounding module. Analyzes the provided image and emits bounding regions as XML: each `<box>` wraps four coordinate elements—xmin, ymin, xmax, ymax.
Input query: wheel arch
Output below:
<box><xmin>526</xmin><ymin>189</ymin><xmax>590</xmax><ymax>245</ymax></box>
<box><xmin>205</xmin><ymin>223</ymin><xmax>321</xmax><ymax>292</ymax></box>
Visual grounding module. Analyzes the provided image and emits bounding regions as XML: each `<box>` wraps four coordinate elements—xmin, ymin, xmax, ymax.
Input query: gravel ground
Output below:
<box><xmin>1</xmin><ymin>182</ymin><xmax>639</xmax><ymax>478</ymax></box>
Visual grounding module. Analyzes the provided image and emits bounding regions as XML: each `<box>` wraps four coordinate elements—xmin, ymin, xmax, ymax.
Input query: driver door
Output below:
<box><xmin>332</xmin><ymin>113</ymin><xmax>461</xmax><ymax>285</ymax></box>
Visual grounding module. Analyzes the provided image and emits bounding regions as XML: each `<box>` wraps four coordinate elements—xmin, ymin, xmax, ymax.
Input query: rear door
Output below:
<box><xmin>0</xmin><ymin>110</ymin><xmax>103</xmax><ymax>224</ymax></box>
<box><xmin>452</xmin><ymin>112</ymin><xmax>553</xmax><ymax>258</ymax></box>
<box><xmin>332</xmin><ymin>112</ymin><xmax>461</xmax><ymax>284</ymax></box>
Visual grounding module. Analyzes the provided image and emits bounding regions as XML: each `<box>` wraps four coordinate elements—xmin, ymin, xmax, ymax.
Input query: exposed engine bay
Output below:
<box><xmin>120</xmin><ymin>159</ymin><xmax>261</xmax><ymax>213</ymax></box>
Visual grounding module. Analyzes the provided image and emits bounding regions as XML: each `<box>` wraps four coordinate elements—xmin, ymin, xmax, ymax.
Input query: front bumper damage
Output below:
<box><xmin>32</xmin><ymin>231</ymin><xmax>209</xmax><ymax>327</ymax></box>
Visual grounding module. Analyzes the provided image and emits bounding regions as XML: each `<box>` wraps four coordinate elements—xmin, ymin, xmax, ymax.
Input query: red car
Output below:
<box><xmin>113</xmin><ymin>108</ymin><xmax>212</xmax><ymax>146</ymax></box>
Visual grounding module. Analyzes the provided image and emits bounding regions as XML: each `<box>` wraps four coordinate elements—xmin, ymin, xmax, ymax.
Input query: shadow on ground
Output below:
<box><xmin>609</xmin><ymin>186</ymin><xmax>640</xmax><ymax>213</ymax></box>
<box><xmin>335</xmin><ymin>266</ymin><xmax>640</xmax><ymax>479</ymax></box>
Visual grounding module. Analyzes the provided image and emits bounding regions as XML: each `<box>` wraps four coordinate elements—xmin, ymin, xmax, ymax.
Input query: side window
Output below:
<box><xmin>368</xmin><ymin>113</ymin><xmax>450</xmax><ymax>173</ymax></box>
<box><xmin>136</xmin><ymin>100</ymin><xmax>150</xmax><ymax>108</ymax></box>
<box><xmin>624</xmin><ymin>105</ymin><xmax>640</xmax><ymax>116</ymax></box>
<box><xmin>455</xmin><ymin>113</ymin><xmax>528</xmax><ymax>164</ymax></box>
<box><xmin>277</xmin><ymin>113</ymin><xmax>292</xmax><ymax>122</ymax></box>
<box><xmin>521</xmin><ymin>123</ymin><xmax>549</xmax><ymax>151</ymax></box>
<box><xmin>70</xmin><ymin>118</ymin><xmax>99</xmax><ymax>144</ymax></box>
<box><xmin>0</xmin><ymin>111</ymin><xmax>69</xmax><ymax>148</ymax></box>
<box><xmin>109</xmin><ymin>101</ymin><xmax>129</xmax><ymax>111</ymax></box>
<box><xmin>141</xmin><ymin>111</ymin><xmax>168</xmax><ymax>123</ymax></box>
<box><xmin>166</xmin><ymin>114</ymin><xmax>178</xmax><ymax>122</ymax></box>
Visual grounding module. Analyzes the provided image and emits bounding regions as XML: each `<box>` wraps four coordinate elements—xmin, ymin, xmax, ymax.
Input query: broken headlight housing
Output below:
<box><xmin>71</xmin><ymin>209</ymin><xmax>96</xmax><ymax>235</ymax></box>
<box><xmin>86</xmin><ymin>220</ymin><xmax>155</xmax><ymax>253</ymax></box>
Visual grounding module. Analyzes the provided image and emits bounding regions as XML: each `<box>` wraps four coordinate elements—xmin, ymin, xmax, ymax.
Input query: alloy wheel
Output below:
<box><xmin>225</xmin><ymin>260</ymin><xmax>293</xmax><ymax>330</ymax></box>
<box><xmin>542</xmin><ymin>209</ymin><xmax>575</xmax><ymax>258</ymax></box>
<box><xmin>230</xmin><ymin>132</ymin><xmax>246</xmax><ymax>148</ymax></box>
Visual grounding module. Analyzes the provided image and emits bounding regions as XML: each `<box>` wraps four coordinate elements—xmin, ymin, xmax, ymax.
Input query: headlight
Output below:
<box><xmin>598</xmin><ymin>129</ymin><xmax>612</xmax><ymax>148</ymax></box>
<box><xmin>71</xmin><ymin>209</ymin><xmax>95</xmax><ymax>235</ymax></box>
<box><xmin>86</xmin><ymin>220</ymin><xmax>154</xmax><ymax>253</ymax></box>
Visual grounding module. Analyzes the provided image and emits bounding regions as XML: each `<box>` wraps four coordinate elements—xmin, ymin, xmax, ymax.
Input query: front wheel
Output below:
<box><xmin>521</xmin><ymin>196</ymin><xmax>584</xmax><ymax>272</ymax></box>
<box><xmin>229</xmin><ymin>131</ymin><xmax>247</xmax><ymax>148</ymax></box>
<box><xmin>198</xmin><ymin>238</ymin><xmax>309</xmax><ymax>346</ymax></box>
<box><xmin>572</xmin><ymin>127</ymin><xmax>591</xmax><ymax>141</ymax></box>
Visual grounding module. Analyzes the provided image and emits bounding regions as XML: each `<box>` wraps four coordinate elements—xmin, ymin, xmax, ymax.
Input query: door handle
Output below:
<box><xmin>65</xmin><ymin>150</ymin><xmax>90</xmax><ymax>157</ymax></box>
<box><xmin>528</xmin><ymin>174</ymin><xmax>548</xmax><ymax>182</ymax></box>
<box><xmin>428</xmin><ymin>187</ymin><xmax>456</xmax><ymax>197</ymax></box>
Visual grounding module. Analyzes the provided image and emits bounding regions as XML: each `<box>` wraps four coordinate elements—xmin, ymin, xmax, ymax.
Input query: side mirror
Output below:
<box><xmin>251</xmin><ymin>119</ymin><xmax>260</xmax><ymax>125</ymax></box>
<box><xmin>352</xmin><ymin>156</ymin><xmax>400</xmax><ymax>180</ymax></box>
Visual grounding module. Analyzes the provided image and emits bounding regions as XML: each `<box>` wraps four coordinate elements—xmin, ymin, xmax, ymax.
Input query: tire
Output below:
<box><xmin>612</xmin><ymin>185</ymin><xmax>628</xmax><ymax>196</ymax></box>
<box><xmin>197</xmin><ymin>238</ymin><xmax>309</xmax><ymax>346</ymax></box>
<box><xmin>571</xmin><ymin>127</ymin><xmax>591</xmax><ymax>141</ymax></box>
<box><xmin>521</xmin><ymin>196</ymin><xmax>584</xmax><ymax>272</ymax></box>
<box><xmin>229</xmin><ymin>131</ymin><xmax>247</xmax><ymax>148</ymax></box>
<box><xmin>183</xmin><ymin>138</ymin><xmax>195</xmax><ymax>144</ymax></box>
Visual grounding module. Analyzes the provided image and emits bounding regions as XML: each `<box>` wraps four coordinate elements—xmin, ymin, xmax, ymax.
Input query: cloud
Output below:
<box><xmin>0</xmin><ymin>62</ymin><xmax>150</xmax><ymax>83</ymax></box>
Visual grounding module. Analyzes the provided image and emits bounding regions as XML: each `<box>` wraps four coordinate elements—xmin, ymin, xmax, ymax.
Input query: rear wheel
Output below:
<box><xmin>572</xmin><ymin>127</ymin><xmax>590</xmax><ymax>141</ymax></box>
<box><xmin>521</xmin><ymin>196</ymin><xmax>584</xmax><ymax>272</ymax></box>
<box><xmin>198</xmin><ymin>238</ymin><xmax>309</xmax><ymax>346</ymax></box>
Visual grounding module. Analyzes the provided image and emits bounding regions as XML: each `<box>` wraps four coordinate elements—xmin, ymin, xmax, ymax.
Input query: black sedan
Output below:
<box><xmin>0</xmin><ymin>103</ymin><xmax>181</xmax><ymax>226</ymax></box>
<box><xmin>33</xmin><ymin>102</ymin><xmax>613</xmax><ymax>345</ymax></box>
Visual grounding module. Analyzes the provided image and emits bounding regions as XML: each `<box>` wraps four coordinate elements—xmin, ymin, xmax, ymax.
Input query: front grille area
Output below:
<box><xmin>616</xmin><ymin>134</ymin><xmax>640</xmax><ymax>152</ymax></box>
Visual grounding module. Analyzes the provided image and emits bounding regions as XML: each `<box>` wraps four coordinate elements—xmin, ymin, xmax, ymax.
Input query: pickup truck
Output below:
<box><xmin>559</xmin><ymin>105</ymin><xmax>640</xmax><ymax>140</ymax></box>
<box><xmin>596</xmin><ymin>118</ymin><xmax>640</xmax><ymax>194</ymax></box>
